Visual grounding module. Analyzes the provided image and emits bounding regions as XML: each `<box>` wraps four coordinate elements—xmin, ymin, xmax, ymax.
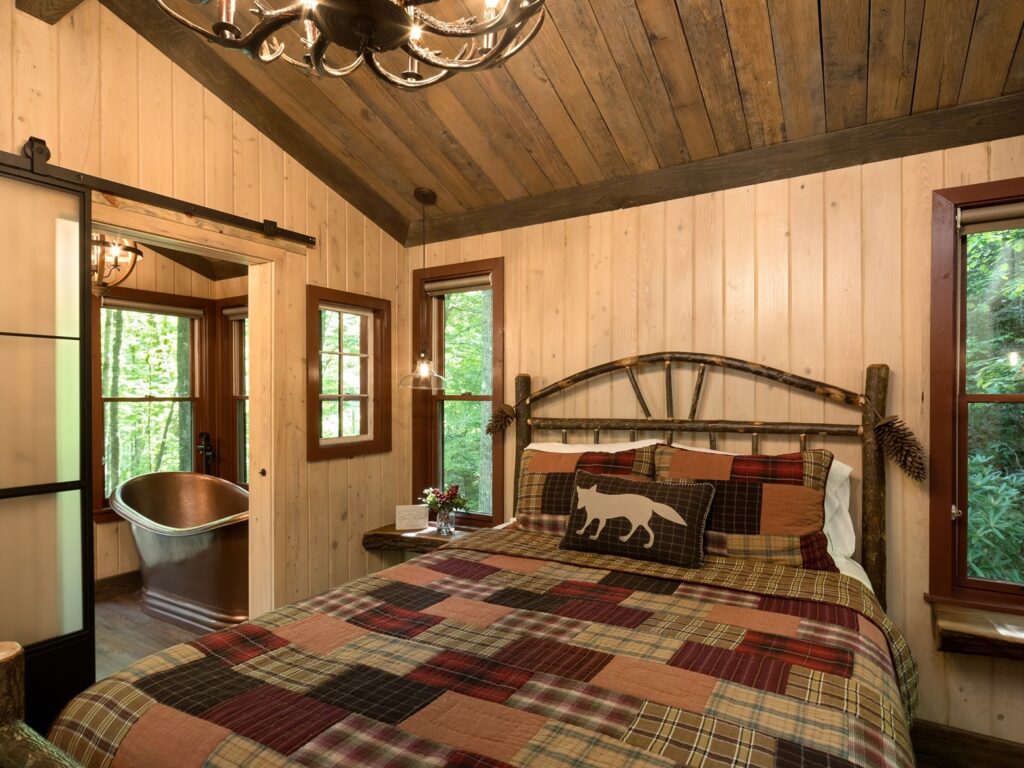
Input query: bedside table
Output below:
<box><xmin>362</xmin><ymin>524</ymin><xmax>475</xmax><ymax>554</ymax></box>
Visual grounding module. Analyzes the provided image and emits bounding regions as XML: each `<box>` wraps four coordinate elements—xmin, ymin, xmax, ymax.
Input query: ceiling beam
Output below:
<box><xmin>100</xmin><ymin>0</ymin><xmax>410</xmax><ymax>245</ymax></box>
<box><xmin>15</xmin><ymin>0</ymin><xmax>85</xmax><ymax>24</ymax></box>
<box><xmin>408</xmin><ymin>91</ymin><xmax>1024</xmax><ymax>246</ymax></box>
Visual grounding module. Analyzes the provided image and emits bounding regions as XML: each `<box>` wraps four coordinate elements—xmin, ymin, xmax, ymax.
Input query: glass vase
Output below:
<box><xmin>434</xmin><ymin>506</ymin><xmax>457</xmax><ymax>536</ymax></box>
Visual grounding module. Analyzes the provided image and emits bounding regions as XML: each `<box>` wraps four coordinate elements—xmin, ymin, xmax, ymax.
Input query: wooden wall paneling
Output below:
<box><xmin>692</xmin><ymin>191</ymin><xmax>725</xmax><ymax>431</ymax></box>
<box><xmin>443</xmin><ymin>237</ymin><xmax>462</xmax><ymax>266</ymax></box>
<box><xmin>563</xmin><ymin>217</ymin><xmax>589</xmax><ymax>420</ymax></box>
<box><xmin>13</xmin><ymin>8</ymin><xmax>58</xmax><ymax>152</ymax></box>
<box><xmin>203</xmin><ymin>89</ymin><xmax>234</xmax><ymax>213</ymax></box>
<box><xmin>861</xmin><ymin>158</ymin><xmax>904</xmax><ymax>619</ymax></box>
<box><xmin>154</xmin><ymin>249</ymin><xmax>175</xmax><ymax>294</ymax></box>
<box><xmin>991</xmin><ymin>659</ymin><xmax>1024</xmax><ymax>741</ymax></box>
<box><xmin>674</xmin><ymin>0</ymin><xmax>749</xmax><ymax>154</ymax></box>
<box><xmin>137</xmin><ymin>37</ymin><xmax>173</xmax><ymax>197</ymax></box>
<box><xmin>501</xmin><ymin>227</ymin><xmax>522</xmax><ymax>518</ymax></box>
<box><xmin>664</xmin><ymin>196</ymin><xmax>696</xmax><ymax>438</ymax></box>
<box><xmin>823</xmin><ymin>165</ymin><xmax>864</xmax><ymax>548</ymax></box>
<box><xmin>326</xmin><ymin>192</ymin><xmax>347</xmax><ymax>290</ymax></box>
<box><xmin>637</xmin><ymin>203</ymin><xmax>667</xmax><ymax>421</ymax></box>
<box><xmin>56</xmin><ymin>1</ymin><xmax>99</xmax><ymax>173</ymax></box>
<box><xmin>345</xmin><ymin>207</ymin><xmax>367</xmax><ymax>582</ymax></box>
<box><xmin>171</xmin><ymin>66</ymin><xmax>204</xmax><ymax>203</ymax></box>
<box><xmin>754</xmin><ymin>179</ymin><xmax>791</xmax><ymax>452</ymax></box>
<box><xmin>502</xmin><ymin>50</ymin><xmax>604</xmax><ymax>183</ymax></box>
<box><xmin>634</xmin><ymin>0</ymin><xmax>717</xmax><ymax>161</ymax></box>
<box><xmin>957</xmin><ymin>0</ymin><xmax>1024</xmax><ymax>104</ymax></box>
<box><xmin>520</xmin><ymin>225</ymin><xmax>544</xmax><ymax>411</ymax></box>
<box><xmin>544</xmin><ymin>0</ymin><xmax>658</xmax><ymax>174</ymax></box>
<box><xmin>585</xmin><ymin>213</ymin><xmax>612</xmax><ymax>421</ymax></box>
<box><xmin>591</xmin><ymin>0</ymin><xmax>688</xmax><ymax>167</ymax></box>
<box><xmin>131</xmin><ymin>245</ymin><xmax>156</xmax><ymax>293</ymax></box>
<box><xmin>900</xmin><ymin>148</ymin><xmax>947</xmax><ymax>723</ymax></box>
<box><xmin>98</xmin><ymin>5</ymin><xmax>138</xmax><ymax>185</ymax></box>
<box><xmin>609</xmin><ymin>208</ymin><xmax>639</xmax><ymax>420</ymax></box>
<box><xmin>115</xmin><ymin>521</ymin><xmax>139</xmax><ymax>573</ymax></box>
<box><xmin>173</xmin><ymin>263</ymin><xmax>192</xmax><ymax>296</ymax></box>
<box><xmin>866</xmin><ymin>0</ymin><xmax>924</xmax><ymax>123</ymax></box>
<box><xmin>388</xmin><ymin>238</ymin><xmax>411</xmax><ymax>547</ymax></box>
<box><xmin>541</xmin><ymin>220</ymin><xmax>566</xmax><ymax>408</ymax></box>
<box><xmin>231</xmin><ymin>114</ymin><xmax>260</xmax><ymax>220</ymax></box>
<box><xmin>363</xmin><ymin>220</ymin><xmax>384</xmax><ymax>575</ymax></box>
<box><xmin>93</xmin><ymin>522</ymin><xmax>118</xmax><ymax>580</ymax></box>
<box><xmin>989</xmin><ymin>135</ymin><xmax>1024</xmax><ymax>180</ymax></box>
<box><xmin>820</xmin><ymin>0</ymin><xmax>869</xmax><ymax>132</ymax></box>
<box><xmin>912</xmin><ymin>0</ymin><xmax>979</xmax><ymax>113</ymax></box>
<box><xmin>376</xmin><ymin>228</ymin><xmax>398</xmax><ymax>546</ymax></box>
<box><xmin>0</xmin><ymin>1</ymin><xmax>12</xmax><ymax>155</ymax></box>
<box><xmin>787</xmin><ymin>173</ymin><xmax>826</xmax><ymax>436</ymax></box>
<box><xmin>722</xmin><ymin>186</ymin><xmax>756</xmax><ymax>452</ymax></box>
<box><xmin>945</xmin><ymin>141</ymin><xmax>992</xmax><ymax>186</ymax></box>
<box><xmin>720</xmin><ymin>0</ymin><xmax>786</xmax><ymax>148</ymax></box>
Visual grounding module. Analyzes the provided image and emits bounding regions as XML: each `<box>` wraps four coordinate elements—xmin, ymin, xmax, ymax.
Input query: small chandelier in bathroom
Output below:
<box><xmin>91</xmin><ymin>235</ymin><xmax>143</xmax><ymax>295</ymax></box>
<box><xmin>154</xmin><ymin>0</ymin><xmax>546</xmax><ymax>89</ymax></box>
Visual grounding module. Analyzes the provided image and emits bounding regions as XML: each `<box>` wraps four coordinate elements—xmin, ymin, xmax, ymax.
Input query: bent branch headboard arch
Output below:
<box><xmin>511</xmin><ymin>353</ymin><xmax>890</xmax><ymax>608</ymax></box>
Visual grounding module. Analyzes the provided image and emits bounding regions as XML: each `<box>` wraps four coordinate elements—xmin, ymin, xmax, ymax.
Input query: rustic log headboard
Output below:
<box><xmin>511</xmin><ymin>353</ymin><xmax>890</xmax><ymax>609</ymax></box>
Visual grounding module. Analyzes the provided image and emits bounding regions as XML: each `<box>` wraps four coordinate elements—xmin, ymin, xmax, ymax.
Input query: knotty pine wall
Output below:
<box><xmin>413</xmin><ymin>135</ymin><xmax>1024</xmax><ymax>740</ymax></box>
<box><xmin>1</xmin><ymin>2</ymin><xmax>408</xmax><ymax>598</ymax></box>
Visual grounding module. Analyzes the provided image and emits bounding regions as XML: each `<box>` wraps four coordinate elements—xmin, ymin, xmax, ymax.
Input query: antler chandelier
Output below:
<box><xmin>156</xmin><ymin>0</ymin><xmax>546</xmax><ymax>89</ymax></box>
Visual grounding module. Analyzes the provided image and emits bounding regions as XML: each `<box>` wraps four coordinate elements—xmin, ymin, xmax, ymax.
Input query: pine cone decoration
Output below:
<box><xmin>874</xmin><ymin>415</ymin><xmax>927</xmax><ymax>481</ymax></box>
<box><xmin>486</xmin><ymin>405</ymin><xmax>516</xmax><ymax>436</ymax></box>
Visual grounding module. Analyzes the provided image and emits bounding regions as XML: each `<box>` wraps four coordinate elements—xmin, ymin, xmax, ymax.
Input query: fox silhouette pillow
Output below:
<box><xmin>560</xmin><ymin>471</ymin><xmax>716</xmax><ymax>567</ymax></box>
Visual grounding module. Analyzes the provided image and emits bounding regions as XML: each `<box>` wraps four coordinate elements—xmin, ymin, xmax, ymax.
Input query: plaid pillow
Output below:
<box><xmin>654</xmin><ymin>445</ymin><xmax>836</xmax><ymax>571</ymax></box>
<box><xmin>560</xmin><ymin>471</ymin><xmax>715</xmax><ymax>567</ymax></box>
<box><xmin>515</xmin><ymin>445</ymin><xmax>657</xmax><ymax>535</ymax></box>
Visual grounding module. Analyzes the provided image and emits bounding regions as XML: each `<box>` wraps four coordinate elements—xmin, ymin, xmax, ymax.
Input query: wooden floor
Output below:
<box><xmin>95</xmin><ymin>578</ymin><xmax>197</xmax><ymax>680</ymax></box>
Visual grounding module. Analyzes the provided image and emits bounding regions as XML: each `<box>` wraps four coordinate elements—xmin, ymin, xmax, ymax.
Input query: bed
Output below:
<box><xmin>46</xmin><ymin>353</ymin><xmax>917</xmax><ymax>768</ymax></box>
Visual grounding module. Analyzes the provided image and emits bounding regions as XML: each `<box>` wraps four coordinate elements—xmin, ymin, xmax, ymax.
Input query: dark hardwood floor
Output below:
<box><xmin>95</xmin><ymin>576</ymin><xmax>197</xmax><ymax>680</ymax></box>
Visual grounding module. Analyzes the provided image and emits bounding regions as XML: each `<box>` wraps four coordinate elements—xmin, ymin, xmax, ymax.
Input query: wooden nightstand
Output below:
<box><xmin>362</xmin><ymin>524</ymin><xmax>474</xmax><ymax>554</ymax></box>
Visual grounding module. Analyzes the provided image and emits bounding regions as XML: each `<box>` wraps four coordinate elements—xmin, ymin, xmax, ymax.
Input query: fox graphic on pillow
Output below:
<box><xmin>574</xmin><ymin>484</ymin><xmax>688</xmax><ymax>549</ymax></box>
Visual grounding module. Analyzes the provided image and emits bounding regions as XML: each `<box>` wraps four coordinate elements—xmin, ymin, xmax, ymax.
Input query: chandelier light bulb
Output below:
<box><xmin>485</xmin><ymin>0</ymin><xmax>500</xmax><ymax>9</ymax></box>
<box><xmin>409</xmin><ymin>24</ymin><xmax>423</xmax><ymax>42</ymax></box>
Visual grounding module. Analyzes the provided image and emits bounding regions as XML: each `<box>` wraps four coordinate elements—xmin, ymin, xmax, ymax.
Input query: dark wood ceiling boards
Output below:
<box><xmin>44</xmin><ymin>2</ymin><xmax>1024</xmax><ymax>243</ymax></box>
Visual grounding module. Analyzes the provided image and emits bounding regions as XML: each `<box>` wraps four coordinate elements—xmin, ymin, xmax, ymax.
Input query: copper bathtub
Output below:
<box><xmin>110</xmin><ymin>472</ymin><xmax>249</xmax><ymax>633</ymax></box>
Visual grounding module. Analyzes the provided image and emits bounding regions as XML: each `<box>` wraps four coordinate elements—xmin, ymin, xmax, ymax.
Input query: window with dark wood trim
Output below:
<box><xmin>215</xmin><ymin>298</ymin><xmax>249</xmax><ymax>485</ymax></box>
<box><xmin>411</xmin><ymin>258</ymin><xmax>504</xmax><ymax>527</ymax></box>
<box><xmin>306</xmin><ymin>286</ymin><xmax>391</xmax><ymax>461</ymax></box>
<box><xmin>930</xmin><ymin>177</ymin><xmax>1024</xmax><ymax>614</ymax></box>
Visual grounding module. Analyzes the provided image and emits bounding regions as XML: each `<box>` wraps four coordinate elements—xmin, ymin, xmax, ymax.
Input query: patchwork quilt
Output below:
<box><xmin>50</xmin><ymin>529</ymin><xmax>917</xmax><ymax>768</ymax></box>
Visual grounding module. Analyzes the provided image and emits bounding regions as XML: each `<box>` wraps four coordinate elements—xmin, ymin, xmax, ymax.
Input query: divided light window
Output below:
<box><xmin>100</xmin><ymin>299</ymin><xmax>200</xmax><ymax>497</ymax></box>
<box><xmin>931</xmin><ymin>181</ymin><xmax>1024</xmax><ymax>610</ymax></box>
<box><xmin>412</xmin><ymin>259</ymin><xmax>504</xmax><ymax>525</ymax></box>
<box><xmin>225</xmin><ymin>307</ymin><xmax>249</xmax><ymax>484</ymax></box>
<box><xmin>306</xmin><ymin>286</ymin><xmax>391</xmax><ymax>460</ymax></box>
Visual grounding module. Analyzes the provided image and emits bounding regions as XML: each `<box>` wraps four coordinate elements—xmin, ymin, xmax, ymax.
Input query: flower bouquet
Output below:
<box><xmin>422</xmin><ymin>484</ymin><xmax>466</xmax><ymax>536</ymax></box>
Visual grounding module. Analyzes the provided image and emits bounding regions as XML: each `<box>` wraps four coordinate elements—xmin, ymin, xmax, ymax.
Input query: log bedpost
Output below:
<box><xmin>513</xmin><ymin>374</ymin><xmax>532</xmax><ymax>516</ymax></box>
<box><xmin>862</xmin><ymin>364</ymin><xmax>890</xmax><ymax>611</ymax></box>
<box><xmin>0</xmin><ymin>642</ymin><xmax>24</xmax><ymax>725</ymax></box>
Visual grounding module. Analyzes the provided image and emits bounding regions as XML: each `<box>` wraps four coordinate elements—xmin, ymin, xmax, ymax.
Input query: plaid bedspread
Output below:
<box><xmin>50</xmin><ymin>528</ymin><xmax>917</xmax><ymax>768</ymax></box>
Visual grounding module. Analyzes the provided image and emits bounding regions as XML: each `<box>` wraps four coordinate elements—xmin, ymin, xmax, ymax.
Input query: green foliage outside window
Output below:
<box><xmin>964</xmin><ymin>228</ymin><xmax>1024</xmax><ymax>585</ymax></box>
<box><xmin>101</xmin><ymin>307</ymin><xmax>193</xmax><ymax>496</ymax></box>
<box><xmin>441</xmin><ymin>289</ymin><xmax>493</xmax><ymax>516</ymax></box>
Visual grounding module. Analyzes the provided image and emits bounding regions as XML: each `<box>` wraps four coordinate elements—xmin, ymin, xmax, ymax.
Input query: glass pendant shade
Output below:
<box><xmin>399</xmin><ymin>350</ymin><xmax>445</xmax><ymax>391</ymax></box>
<box><xmin>91</xmin><ymin>235</ymin><xmax>143</xmax><ymax>295</ymax></box>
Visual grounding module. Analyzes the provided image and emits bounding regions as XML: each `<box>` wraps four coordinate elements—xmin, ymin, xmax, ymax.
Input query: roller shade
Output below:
<box><xmin>222</xmin><ymin>306</ymin><xmax>248</xmax><ymax>319</ymax></box>
<box><xmin>424</xmin><ymin>273</ymin><xmax>492</xmax><ymax>296</ymax></box>
<box><xmin>959</xmin><ymin>201</ymin><xmax>1024</xmax><ymax>235</ymax></box>
<box><xmin>101</xmin><ymin>297</ymin><xmax>204</xmax><ymax>319</ymax></box>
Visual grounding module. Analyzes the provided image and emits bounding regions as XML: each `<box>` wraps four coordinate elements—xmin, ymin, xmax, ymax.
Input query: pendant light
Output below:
<box><xmin>399</xmin><ymin>188</ymin><xmax>445</xmax><ymax>391</ymax></box>
<box><xmin>91</xmin><ymin>234</ymin><xmax>143</xmax><ymax>295</ymax></box>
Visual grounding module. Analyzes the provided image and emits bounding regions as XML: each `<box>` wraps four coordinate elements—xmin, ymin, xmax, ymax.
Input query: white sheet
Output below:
<box><xmin>833</xmin><ymin>555</ymin><xmax>875</xmax><ymax>592</ymax></box>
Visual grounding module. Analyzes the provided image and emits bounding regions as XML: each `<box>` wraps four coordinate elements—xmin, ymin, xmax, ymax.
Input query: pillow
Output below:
<box><xmin>559</xmin><ymin>471</ymin><xmax>715</xmax><ymax>567</ymax></box>
<box><xmin>515</xmin><ymin>445</ymin><xmax>657</xmax><ymax>534</ymax></box>
<box><xmin>670</xmin><ymin>443</ymin><xmax>855</xmax><ymax>559</ymax></box>
<box><xmin>655</xmin><ymin>444</ymin><xmax>836</xmax><ymax>571</ymax></box>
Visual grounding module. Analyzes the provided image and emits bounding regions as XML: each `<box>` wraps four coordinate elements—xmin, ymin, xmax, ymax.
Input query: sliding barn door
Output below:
<box><xmin>0</xmin><ymin>170</ymin><xmax>93</xmax><ymax>731</ymax></box>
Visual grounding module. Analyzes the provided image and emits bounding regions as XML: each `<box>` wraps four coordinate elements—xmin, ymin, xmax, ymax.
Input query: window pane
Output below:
<box><xmin>239</xmin><ymin>318</ymin><xmax>249</xmax><ymax>397</ymax></box>
<box><xmin>321</xmin><ymin>309</ymin><xmax>339</xmax><ymax>353</ymax></box>
<box><xmin>321</xmin><ymin>400</ymin><xmax>340</xmax><ymax>439</ymax></box>
<box><xmin>342</xmin><ymin>354</ymin><xmax>363</xmax><ymax>395</ymax></box>
<box><xmin>966</xmin><ymin>402</ymin><xmax>1024</xmax><ymax>587</ymax></box>
<box><xmin>443</xmin><ymin>289</ymin><xmax>492</xmax><ymax>395</ymax></box>
<box><xmin>101</xmin><ymin>308</ymin><xmax>191</xmax><ymax>398</ymax></box>
<box><xmin>237</xmin><ymin>399</ymin><xmax>249</xmax><ymax>484</ymax></box>
<box><xmin>104</xmin><ymin>401</ymin><xmax>193</xmax><ymax>496</ymax></box>
<box><xmin>342</xmin><ymin>312</ymin><xmax>363</xmax><ymax>354</ymax></box>
<box><xmin>965</xmin><ymin>227</ymin><xmax>1024</xmax><ymax>394</ymax></box>
<box><xmin>321</xmin><ymin>353</ymin><xmax>340</xmax><ymax>395</ymax></box>
<box><xmin>342</xmin><ymin>399</ymin><xmax>363</xmax><ymax>437</ymax></box>
<box><xmin>441</xmin><ymin>399</ymin><xmax>492</xmax><ymax>516</ymax></box>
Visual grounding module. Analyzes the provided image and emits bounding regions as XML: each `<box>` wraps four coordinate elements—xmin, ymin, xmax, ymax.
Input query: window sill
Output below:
<box><xmin>930</xmin><ymin>601</ymin><xmax>1024</xmax><ymax>661</ymax></box>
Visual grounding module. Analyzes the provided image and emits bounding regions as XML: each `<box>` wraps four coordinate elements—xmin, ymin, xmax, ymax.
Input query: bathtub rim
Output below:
<box><xmin>110</xmin><ymin>471</ymin><xmax>249</xmax><ymax>537</ymax></box>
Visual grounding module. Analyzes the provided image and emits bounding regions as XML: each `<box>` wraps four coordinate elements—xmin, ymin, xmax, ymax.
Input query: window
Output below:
<box><xmin>99</xmin><ymin>298</ymin><xmax>202</xmax><ymax>497</ymax></box>
<box><xmin>306</xmin><ymin>286</ymin><xmax>391</xmax><ymax>460</ymax></box>
<box><xmin>931</xmin><ymin>179</ymin><xmax>1024</xmax><ymax>610</ymax></box>
<box><xmin>217</xmin><ymin>304</ymin><xmax>249</xmax><ymax>484</ymax></box>
<box><xmin>412</xmin><ymin>259</ymin><xmax>504</xmax><ymax>525</ymax></box>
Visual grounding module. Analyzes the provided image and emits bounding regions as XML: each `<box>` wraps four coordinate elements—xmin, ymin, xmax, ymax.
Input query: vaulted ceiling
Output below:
<box><xmin>25</xmin><ymin>1</ymin><xmax>1024</xmax><ymax>244</ymax></box>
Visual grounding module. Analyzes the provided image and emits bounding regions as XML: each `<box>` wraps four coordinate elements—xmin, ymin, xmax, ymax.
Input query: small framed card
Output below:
<box><xmin>395</xmin><ymin>504</ymin><xmax>429</xmax><ymax>531</ymax></box>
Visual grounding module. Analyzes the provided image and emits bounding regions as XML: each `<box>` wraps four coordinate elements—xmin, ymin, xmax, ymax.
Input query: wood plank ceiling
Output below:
<box><xmin>75</xmin><ymin>2</ymin><xmax>1024</xmax><ymax>243</ymax></box>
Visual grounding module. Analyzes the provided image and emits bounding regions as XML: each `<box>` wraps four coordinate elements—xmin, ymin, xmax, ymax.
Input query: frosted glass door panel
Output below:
<box><xmin>0</xmin><ymin>175</ymin><xmax>80</xmax><ymax>338</ymax></box>
<box><xmin>0</xmin><ymin>492</ymin><xmax>84</xmax><ymax>646</ymax></box>
<box><xmin>0</xmin><ymin>336</ymin><xmax>80</xmax><ymax>488</ymax></box>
